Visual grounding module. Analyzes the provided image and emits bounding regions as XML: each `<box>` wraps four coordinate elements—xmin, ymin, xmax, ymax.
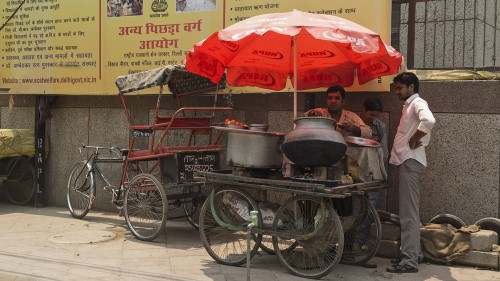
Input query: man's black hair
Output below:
<box><xmin>326</xmin><ymin>85</ymin><xmax>346</xmax><ymax>99</ymax></box>
<box><xmin>393</xmin><ymin>72</ymin><xmax>419</xmax><ymax>93</ymax></box>
<box><xmin>363</xmin><ymin>97</ymin><xmax>383</xmax><ymax>112</ymax></box>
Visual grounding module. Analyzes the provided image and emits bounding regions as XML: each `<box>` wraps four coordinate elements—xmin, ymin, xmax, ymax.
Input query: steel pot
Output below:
<box><xmin>215</xmin><ymin>127</ymin><xmax>285</xmax><ymax>168</ymax></box>
<box><xmin>282</xmin><ymin>117</ymin><xmax>347</xmax><ymax>167</ymax></box>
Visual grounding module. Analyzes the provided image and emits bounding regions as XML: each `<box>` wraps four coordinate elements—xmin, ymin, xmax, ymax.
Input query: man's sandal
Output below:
<box><xmin>386</xmin><ymin>264</ymin><xmax>418</xmax><ymax>273</ymax></box>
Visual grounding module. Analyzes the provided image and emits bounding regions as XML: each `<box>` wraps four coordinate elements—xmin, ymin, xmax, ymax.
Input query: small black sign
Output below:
<box><xmin>162</xmin><ymin>150</ymin><xmax>220</xmax><ymax>183</ymax></box>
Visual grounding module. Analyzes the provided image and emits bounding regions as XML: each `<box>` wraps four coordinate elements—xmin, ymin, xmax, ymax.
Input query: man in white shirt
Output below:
<box><xmin>387</xmin><ymin>72</ymin><xmax>436</xmax><ymax>273</ymax></box>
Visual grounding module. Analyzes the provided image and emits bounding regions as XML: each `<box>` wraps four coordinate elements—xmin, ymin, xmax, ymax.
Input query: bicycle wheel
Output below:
<box><xmin>199</xmin><ymin>186</ymin><xmax>263</xmax><ymax>266</ymax></box>
<box><xmin>66</xmin><ymin>161</ymin><xmax>95</xmax><ymax>218</ymax></box>
<box><xmin>272</xmin><ymin>196</ymin><xmax>344</xmax><ymax>279</ymax></box>
<box><xmin>4</xmin><ymin>156</ymin><xmax>36</xmax><ymax>205</ymax></box>
<box><xmin>341</xmin><ymin>198</ymin><xmax>382</xmax><ymax>265</ymax></box>
<box><xmin>182</xmin><ymin>185</ymin><xmax>205</xmax><ymax>230</ymax></box>
<box><xmin>124</xmin><ymin>173</ymin><xmax>167</xmax><ymax>241</ymax></box>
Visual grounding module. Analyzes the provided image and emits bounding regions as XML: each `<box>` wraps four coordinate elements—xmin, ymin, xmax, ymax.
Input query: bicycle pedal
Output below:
<box><xmin>103</xmin><ymin>185</ymin><xmax>115</xmax><ymax>191</ymax></box>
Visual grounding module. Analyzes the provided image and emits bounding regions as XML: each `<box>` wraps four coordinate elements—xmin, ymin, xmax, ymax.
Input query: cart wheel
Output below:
<box><xmin>260</xmin><ymin>235</ymin><xmax>275</xmax><ymax>254</ymax></box>
<box><xmin>4</xmin><ymin>156</ymin><xmax>36</xmax><ymax>206</ymax></box>
<box><xmin>124</xmin><ymin>173</ymin><xmax>167</xmax><ymax>241</ymax></box>
<box><xmin>183</xmin><ymin>185</ymin><xmax>205</xmax><ymax>230</ymax></box>
<box><xmin>199</xmin><ymin>186</ymin><xmax>263</xmax><ymax>266</ymax></box>
<box><xmin>341</xmin><ymin>198</ymin><xmax>381</xmax><ymax>266</ymax></box>
<box><xmin>272</xmin><ymin>196</ymin><xmax>344</xmax><ymax>279</ymax></box>
<box><xmin>66</xmin><ymin>161</ymin><xmax>95</xmax><ymax>218</ymax></box>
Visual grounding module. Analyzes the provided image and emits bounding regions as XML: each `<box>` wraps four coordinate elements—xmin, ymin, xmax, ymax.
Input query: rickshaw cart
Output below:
<box><xmin>0</xmin><ymin>129</ymin><xmax>36</xmax><ymax>205</ymax></box>
<box><xmin>115</xmin><ymin>65</ymin><xmax>233</xmax><ymax>241</ymax></box>
<box><xmin>195</xmin><ymin>147</ymin><xmax>387</xmax><ymax>279</ymax></box>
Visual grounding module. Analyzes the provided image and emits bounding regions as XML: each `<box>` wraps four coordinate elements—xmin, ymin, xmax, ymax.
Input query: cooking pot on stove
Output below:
<box><xmin>213</xmin><ymin>126</ymin><xmax>285</xmax><ymax>168</ymax></box>
<box><xmin>282</xmin><ymin>117</ymin><xmax>347</xmax><ymax>167</ymax></box>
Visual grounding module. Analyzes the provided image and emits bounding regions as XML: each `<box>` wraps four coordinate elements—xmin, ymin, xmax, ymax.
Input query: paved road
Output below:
<box><xmin>0</xmin><ymin>204</ymin><xmax>498</xmax><ymax>281</ymax></box>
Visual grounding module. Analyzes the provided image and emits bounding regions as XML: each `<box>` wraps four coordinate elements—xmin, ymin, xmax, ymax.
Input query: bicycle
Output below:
<box><xmin>67</xmin><ymin>144</ymin><xmax>206</xmax><ymax>241</ymax></box>
<box><xmin>0</xmin><ymin>156</ymin><xmax>36</xmax><ymax>205</ymax></box>
<box><xmin>66</xmin><ymin>144</ymin><xmax>140</xmax><ymax>219</ymax></box>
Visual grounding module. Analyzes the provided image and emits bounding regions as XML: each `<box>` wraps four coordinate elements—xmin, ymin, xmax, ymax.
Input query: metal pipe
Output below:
<box><xmin>463</xmin><ymin>0</ymin><xmax>466</xmax><ymax>66</ymax></box>
<box><xmin>483</xmin><ymin>0</ymin><xmax>487</xmax><ymax>67</ymax></box>
<box><xmin>433</xmin><ymin>0</ymin><xmax>437</xmax><ymax>68</ymax></box>
<box><xmin>443</xmin><ymin>0</ymin><xmax>447</xmax><ymax>67</ymax></box>
<box><xmin>474</xmin><ymin>0</ymin><xmax>477</xmax><ymax>67</ymax></box>
<box><xmin>423</xmin><ymin>0</ymin><xmax>428</xmax><ymax>67</ymax></box>
<box><xmin>407</xmin><ymin>0</ymin><xmax>417</xmax><ymax>68</ymax></box>
<box><xmin>246</xmin><ymin>210</ymin><xmax>259</xmax><ymax>281</ymax></box>
<box><xmin>494</xmin><ymin>0</ymin><xmax>498</xmax><ymax>69</ymax></box>
<box><xmin>453</xmin><ymin>1</ymin><xmax>456</xmax><ymax>67</ymax></box>
<box><xmin>293</xmin><ymin>35</ymin><xmax>298</xmax><ymax>122</ymax></box>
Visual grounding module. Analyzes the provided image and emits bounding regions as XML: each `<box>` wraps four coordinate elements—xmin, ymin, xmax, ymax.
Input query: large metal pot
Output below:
<box><xmin>215</xmin><ymin>127</ymin><xmax>285</xmax><ymax>168</ymax></box>
<box><xmin>282</xmin><ymin>117</ymin><xmax>347</xmax><ymax>167</ymax></box>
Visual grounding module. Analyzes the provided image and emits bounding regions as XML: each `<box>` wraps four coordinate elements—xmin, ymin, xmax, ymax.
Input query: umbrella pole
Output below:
<box><xmin>293</xmin><ymin>35</ymin><xmax>297</xmax><ymax>123</ymax></box>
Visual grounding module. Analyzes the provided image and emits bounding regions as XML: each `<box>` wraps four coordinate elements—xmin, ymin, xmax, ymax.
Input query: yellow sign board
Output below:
<box><xmin>0</xmin><ymin>0</ymin><xmax>392</xmax><ymax>95</ymax></box>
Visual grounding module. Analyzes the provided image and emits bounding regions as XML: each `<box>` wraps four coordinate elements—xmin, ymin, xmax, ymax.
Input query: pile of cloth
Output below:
<box><xmin>420</xmin><ymin>223</ymin><xmax>480</xmax><ymax>264</ymax></box>
<box><xmin>0</xmin><ymin>129</ymin><xmax>35</xmax><ymax>158</ymax></box>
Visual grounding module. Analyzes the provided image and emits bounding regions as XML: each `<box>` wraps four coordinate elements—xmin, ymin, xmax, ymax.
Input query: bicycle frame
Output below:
<box><xmin>80</xmin><ymin>145</ymin><xmax>136</xmax><ymax>206</ymax></box>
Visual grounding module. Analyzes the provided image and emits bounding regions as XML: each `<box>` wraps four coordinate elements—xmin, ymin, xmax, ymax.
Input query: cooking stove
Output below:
<box><xmin>231</xmin><ymin>166</ymin><xmax>284</xmax><ymax>180</ymax></box>
<box><xmin>287</xmin><ymin>165</ymin><xmax>342</xmax><ymax>187</ymax></box>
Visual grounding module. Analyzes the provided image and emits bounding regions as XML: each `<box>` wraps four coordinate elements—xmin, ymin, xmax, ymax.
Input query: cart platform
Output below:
<box><xmin>196</xmin><ymin>170</ymin><xmax>388</xmax><ymax>198</ymax></box>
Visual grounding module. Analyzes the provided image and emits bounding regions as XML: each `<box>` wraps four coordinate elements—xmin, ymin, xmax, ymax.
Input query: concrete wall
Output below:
<box><xmin>1</xmin><ymin>80</ymin><xmax>499</xmax><ymax>224</ymax></box>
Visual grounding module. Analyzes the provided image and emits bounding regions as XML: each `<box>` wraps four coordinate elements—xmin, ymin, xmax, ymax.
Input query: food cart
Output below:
<box><xmin>194</xmin><ymin>117</ymin><xmax>388</xmax><ymax>279</ymax></box>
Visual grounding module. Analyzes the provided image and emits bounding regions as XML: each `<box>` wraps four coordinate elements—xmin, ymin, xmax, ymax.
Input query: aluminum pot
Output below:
<box><xmin>223</xmin><ymin>128</ymin><xmax>285</xmax><ymax>168</ymax></box>
<box><xmin>282</xmin><ymin>117</ymin><xmax>347</xmax><ymax>167</ymax></box>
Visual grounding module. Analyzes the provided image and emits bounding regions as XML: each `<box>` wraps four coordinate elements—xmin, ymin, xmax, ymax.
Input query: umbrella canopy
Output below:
<box><xmin>185</xmin><ymin>9</ymin><xmax>402</xmax><ymax>91</ymax></box>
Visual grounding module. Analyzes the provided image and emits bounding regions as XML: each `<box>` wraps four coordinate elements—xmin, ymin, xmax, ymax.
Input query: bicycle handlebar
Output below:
<box><xmin>80</xmin><ymin>144</ymin><xmax>123</xmax><ymax>157</ymax></box>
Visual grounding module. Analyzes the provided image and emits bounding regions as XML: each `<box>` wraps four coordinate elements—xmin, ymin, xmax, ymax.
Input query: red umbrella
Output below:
<box><xmin>185</xmin><ymin>9</ymin><xmax>402</xmax><ymax>118</ymax></box>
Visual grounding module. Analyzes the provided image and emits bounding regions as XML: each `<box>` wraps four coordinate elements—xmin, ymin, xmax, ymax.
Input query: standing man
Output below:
<box><xmin>387</xmin><ymin>72</ymin><xmax>435</xmax><ymax>273</ymax></box>
<box><xmin>305</xmin><ymin>85</ymin><xmax>372</xmax><ymax>138</ymax></box>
